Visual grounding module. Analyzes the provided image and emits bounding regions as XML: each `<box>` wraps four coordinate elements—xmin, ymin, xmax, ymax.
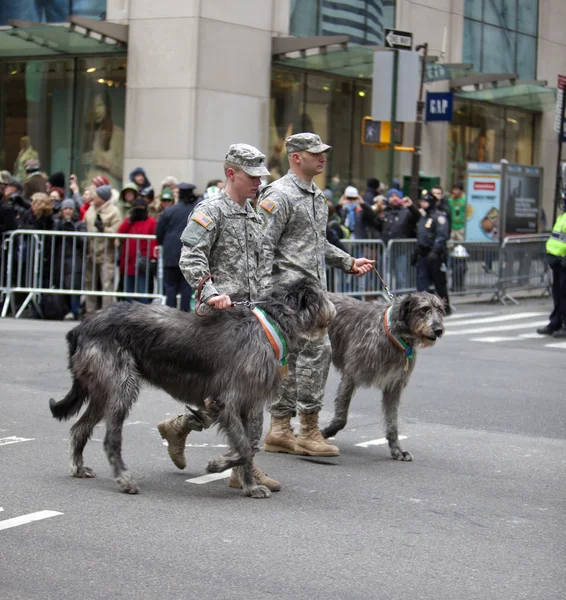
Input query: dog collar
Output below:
<box><xmin>251</xmin><ymin>307</ymin><xmax>288</xmax><ymax>370</ymax></box>
<box><xmin>384</xmin><ymin>307</ymin><xmax>414</xmax><ymax>372</ymax></box>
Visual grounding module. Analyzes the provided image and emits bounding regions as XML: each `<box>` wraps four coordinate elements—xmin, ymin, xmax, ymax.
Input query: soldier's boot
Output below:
<box><xmin>157</xmin><ymin>414</ymin><xmax>192</xmax><ymax>470</ymax></box>
<box><xmin>295</xmin><ymin>411</ymin><xmax>340</xmax><ymax>457</ymax></box>
<box><xmin>228</xmin><ymin>462</ymin><xmax>281</xmax><ymax>492</ymax></box>
<box><xmin>263</xmin><ymin>415</ymin><xmax>297</xmax><ymax>454</ymax></box>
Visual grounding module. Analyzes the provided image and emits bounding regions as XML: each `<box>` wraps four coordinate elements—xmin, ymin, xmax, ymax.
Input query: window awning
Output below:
<box><xmin>0</xmin><ymin>17</ymin><xmax>127</xmax><ymax>58</ymax></box>
<box><xmin>455</xmin><ymin>83</ymin><xmax>556</xmax><ymax>113</ymax></box>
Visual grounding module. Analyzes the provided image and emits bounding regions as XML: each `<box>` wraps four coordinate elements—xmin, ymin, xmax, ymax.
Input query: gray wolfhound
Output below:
<box><xmin>322</xmin><ymin>292</ymin><xmax>445</xmax><ymax>460</ymax></box>
<box><xmin>49</xmin><ymin>278</ymin><xmax>335</xmax><ymax>499</ymax></box>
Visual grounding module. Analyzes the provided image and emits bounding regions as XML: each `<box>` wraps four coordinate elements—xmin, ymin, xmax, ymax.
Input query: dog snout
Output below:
<box><xmin>433</xmin><ymin>326</ymin><xmax>444</xmax><ymax>339</ymax></box>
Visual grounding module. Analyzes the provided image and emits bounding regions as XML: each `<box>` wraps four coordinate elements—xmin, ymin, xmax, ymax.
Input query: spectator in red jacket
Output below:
<box><xmin>118</xmin><ymin>197</ymin><xmax>157</xmax><ymax>303</ymax></box>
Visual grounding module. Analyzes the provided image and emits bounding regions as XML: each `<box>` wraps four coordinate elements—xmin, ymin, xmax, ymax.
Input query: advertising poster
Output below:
<box><xmin>465</xmin><ymin>163</ymin><xmax>502</xmax><ymax>242</ymax></box>
<box><xmin>504</xmin><ymin>165</ymin><xmax>541</xmax><ymax>235</ymax></box>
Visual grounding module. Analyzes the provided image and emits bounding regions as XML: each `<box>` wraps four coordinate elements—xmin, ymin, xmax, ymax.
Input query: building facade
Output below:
<box><xmin>0</xmin><ymin>0</ymin><xmax>564</xmax><ymax>219</ymax></box>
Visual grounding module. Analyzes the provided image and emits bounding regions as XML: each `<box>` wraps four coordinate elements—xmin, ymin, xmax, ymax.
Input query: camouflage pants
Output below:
<box><xmin>270</xmin><ymin>331</ymin><xmax>332</xmax><ymax>418</ymax></box>
<box><xmin>181</xmin><ymin>405</ymin><xmax>264</xmax><ymax>455</ymax></box>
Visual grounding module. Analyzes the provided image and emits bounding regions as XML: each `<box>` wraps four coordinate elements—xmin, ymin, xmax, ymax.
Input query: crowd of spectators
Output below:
<box><xmin>0</xmin><ymin>159</ymin><xmax>211</xmax><ymax>320</ymax></box>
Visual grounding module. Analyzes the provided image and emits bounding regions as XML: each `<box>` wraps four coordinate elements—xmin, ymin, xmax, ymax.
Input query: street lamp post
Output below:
<box><xmin>409</xmin><ymin>43</ymin><xmax>429</xmax><ymax>202</ymax></box>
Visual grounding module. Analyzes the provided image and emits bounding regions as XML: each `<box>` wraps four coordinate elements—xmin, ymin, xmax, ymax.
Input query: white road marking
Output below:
<box><xmin>447</xmin><ymin>312</ymin><xmax>546</xmax><ymax>327</ymax></box>
<box><xmin>0</xmin><ymin>436</ymin><xmax>35</xmax><ymax>446</ymax></box>
<box><xmin>355</xmin><ymin>436</ymin><xmax>407</xmax><ymax>448</ymax></box>
<box><xmin>444</xmin><ymin>312</ymin><xmax>495</xmax><ymax>320</ymax></box>
<box><xmin>445</xmin><ymin>321</ymin><xmax>547</xmax><ymax>336</ymax></box>
<box><xmin>186</xmin><ymin>470</ymin><xmax>233</xmax><ymax>485</ymax></box>
<box><xmin>545</xmin><ymin>342</ymin><xmax>566</xmax><ymax>349</ymax></box>
<box><xmin>0</xmin><ymin>510</ymin><xmax>63</xmax><ymax>531</ymax></box>
<box><xmin>518</xmin><ymin>333</ymin><xmax>547</xmax><ymax>339</ymax></box>
<box><xmin>469</xmin><ymin>336</ymin><xmax>519</xmax><ymax>343</ymax></box>
<box><xmin>0</xmin><ymin>507</ymin><xmax>3</xmax><ymax>512</ymax></box>
<box><xmin>162</xmin><ymin>441</ymin><xmax>228</xmax><ymax>448</ymax></box>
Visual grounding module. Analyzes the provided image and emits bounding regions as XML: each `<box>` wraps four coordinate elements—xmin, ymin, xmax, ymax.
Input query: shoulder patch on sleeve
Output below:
<box><xmin>192</xmin><ymin>212</ymin><xmax>213</xmax><ymax>228</ymax></box>
<box><xmin>259</xmin><ymin>199</ymin><xmax>276</xmax><ymax>213</ymax></box>
<box><xmin>437</xmin><ymin>215</ymin><xmax>446</xmax><ymax>225</ymax></box>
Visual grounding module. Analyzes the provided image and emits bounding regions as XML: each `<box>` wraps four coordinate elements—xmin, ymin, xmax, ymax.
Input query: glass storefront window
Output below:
<box><xmin>1</xmin><ymin>60</ymin><xmax>74</xmax><ymax>181</ymax></box>
<box><xmin>73</xmin><ymin>57</ymin><xmax>127</xmax><ymax>190</ymax></box>
<box><xmin>484</xmin><ymin>0</ymin><xmax>516</xmax><ymax>28</ymax></box>
<box><xmin>482</xmin><ymin>25</ymin><xmax>516</xmax><ymax>73</ymax></box>
<box><xmin>0</xmin><ymin>0</ymin><xmax>106</xmax><ymax>26</ymax></box>
<box><xmin>463</xmin><ymin>18</ymin><xmax>482</xmax><ymax>72</ymax></box>
<box><xmin>0</xmin><ymin>55</ymin><xmax>126</xmax><ymax>190</ymax></box>
<box><xmin>517</xmin><ymin>0</ymin><xmax>538</xmax><ymax>35</ymax></box>
<box><xmin>448</xmin><ymin>99</ymin><xmax>534</xmax><ymax>189</ymax></box>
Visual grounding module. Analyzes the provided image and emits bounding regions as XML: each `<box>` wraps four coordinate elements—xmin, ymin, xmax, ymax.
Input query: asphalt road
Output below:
<box><xmin>1</xmin><ymin>296</ymin><xmax>565</xmax><ymax>600</ymax></box>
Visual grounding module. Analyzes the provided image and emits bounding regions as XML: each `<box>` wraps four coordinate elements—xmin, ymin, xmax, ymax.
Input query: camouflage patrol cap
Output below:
<box><xmin>285</xmin><ymin>133</ymin><xmax>332</xmax><ymax>154</ymax></box>
<box><xmin>225</xmin><ymin>143</ymin><xmax>270</xmax><ymax>177</ymax></box>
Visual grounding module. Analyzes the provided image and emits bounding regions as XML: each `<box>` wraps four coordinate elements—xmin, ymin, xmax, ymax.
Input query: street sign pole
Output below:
<box><xmin>387</xmin><ymin>49</ymin><xmax>399</xmax><ymax>188</ymax></box>
<box><xmin>410</xmin><ymin>42</ymin><xmax>428</xmax><ymax>202</ymax></box>
<box><xmin>553</xmin><ymin>82</ymin><xmax>566</xmax><ymax>224</ymax></box>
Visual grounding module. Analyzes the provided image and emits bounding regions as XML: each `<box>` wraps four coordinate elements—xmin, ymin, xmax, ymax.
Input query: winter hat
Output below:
<box><xmin>344</xmin><ymin>185</ymin><xmax>359</xmax><ymax>198</ymax></box>
<box><xmin>132</xmin><ymin>197</ymin><xmax>147</xmax><ymax>208</ymax></box>
<box><xmin>160</xmin><ymin>189</ymin><xmax>174</xmax><ymax>201</ymax></box>
<box><xmin>386</xmin><ymin>188</ymin><xmax>403</xmax><ymax>201</ymax></box>
<box><xmin>95</xmin><ymin>184</ymin><xmax>112</xmax><ymax>202</ymax></box>
<box><xmin>367</xmin><ymin>177</ymin><xmax>379</xmax><ymax>189</ymax></box>
<box><xmin>48</xmin><ymin>171</ymin><xmax>65</xmax><ymax>189</ymax></box>
<box><xmin>140</xmin><ymin>185</ymin><xmax>154</xmax><ymax>200</ymax></box>
<box><xmin>61</xmin><ymin>199</ymin><xmax>75</xmax><ymax>211</ymax></box>
<box><xmin>91</xmin><ymin>175</ymin><xmax>110</xmax><ymax>187</ymax></box>
<box><xmin>24</xmin><ymin>159</ymin><xmax>40</xmax><ymax>172</ymax></box>
<box><xmin>178</xmin><ymin>183</ymin><xmax>196</xmax><ymax>202</ymax></box>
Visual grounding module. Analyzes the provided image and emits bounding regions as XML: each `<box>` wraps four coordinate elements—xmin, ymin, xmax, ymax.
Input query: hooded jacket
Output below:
<box><xmin>129</xmin><ymin>167</ymin><xmax>151</xmax><ymax>191</ymax></box>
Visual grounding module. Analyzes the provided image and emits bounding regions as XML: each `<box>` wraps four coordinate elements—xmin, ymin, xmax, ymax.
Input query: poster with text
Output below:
<box><xmin>504</xmin><ymin>165</ymin><xmax>541</xmax><ymax>235</ymax></box>
<box><xmin>465</xmin><ymin>163</ymin><xmax>502</xmax><ymax>242</ymax></box>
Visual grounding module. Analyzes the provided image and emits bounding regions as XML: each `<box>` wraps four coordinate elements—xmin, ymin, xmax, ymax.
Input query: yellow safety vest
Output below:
<box><xmin>546</xmin><ymin>212</ymin><xmax>566</xmax><ymax>257</ymax></box>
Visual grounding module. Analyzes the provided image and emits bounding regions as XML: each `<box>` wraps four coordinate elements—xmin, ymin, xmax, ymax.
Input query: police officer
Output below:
<box><xmin>258</xmin><ymin>133</ymin><xmax>374</xmax><ymax>458</ymax></box>
<box><xmin>537</xmin><ymin>197</ymin><xmax>566</xmax><ymax>337</ymax></box>
<box><xmin>413</xmin><ymin>191</ymin><xmax>451</xmax><ymax>313</ymax></box>
<box><xmin>156</xmin><ymin>143</ymin><xmax>281</xmax><ymax>492</ymax></box>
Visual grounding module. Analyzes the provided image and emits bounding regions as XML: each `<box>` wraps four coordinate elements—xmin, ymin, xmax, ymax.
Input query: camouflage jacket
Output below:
<box><xmin>257</xmin><ymin>170</ymin><xmax>353</xmax><ymax>290</ymax></box>
<box><xmin>179</xmin><ymin>190</ymin><xmax>264</xmax><ymax>302</ymax></box>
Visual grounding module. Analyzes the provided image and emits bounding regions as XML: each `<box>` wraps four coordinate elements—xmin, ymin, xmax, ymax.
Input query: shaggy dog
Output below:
<box><xmin>49</xmin><ymin>278</ymin><xmax>335</xmax><ymax>499</ymax></box>
<box><xmin>322</xmin><ymin>292</ymin><xmax>445</xmax><ymax>460</ymax></box>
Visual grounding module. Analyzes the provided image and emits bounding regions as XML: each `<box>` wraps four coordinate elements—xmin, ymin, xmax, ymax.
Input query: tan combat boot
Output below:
<box><xmin>263</xmin><ymin>415</ymin><xmax>297</xmax><ymax>454</ymax></box>
<box><xmin>295</xmin><ymin>411</ymin><xmax>340</xmax><ymax>457</ymax></box>
<box><xmin>228</xmin><ymin>462</ymin><xmax>281</xmax><ymax>492</ymax></box>
<box><xmin>157</xmin><ymin>414</ymin><xmax>192</xmax><ymax>469</ymax></box>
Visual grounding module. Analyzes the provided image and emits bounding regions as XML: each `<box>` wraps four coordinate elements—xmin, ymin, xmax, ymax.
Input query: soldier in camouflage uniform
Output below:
<box><xmin>258</xmin><ymin>133</ymin><xmax>374</xmax><ymax>457</ymax></box>
<box><xmin>156</xmin><ymin>143</ymin><xmax>281</xmax><ymax>492</ymax></box>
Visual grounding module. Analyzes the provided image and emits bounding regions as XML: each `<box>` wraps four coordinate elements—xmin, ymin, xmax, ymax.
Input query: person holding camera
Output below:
<box><xmin>412</xmin><ymin>191</ymin><xmax>451</xmax><ymax>314</ymax></box>
<box><xmin>337</xmin><ymin>185</ymin><xmax>379</xmax><ymax>239</ymax></box>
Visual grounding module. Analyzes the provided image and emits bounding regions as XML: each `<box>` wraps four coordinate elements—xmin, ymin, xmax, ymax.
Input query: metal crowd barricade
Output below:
<box><xmin>495</xmin><ymin>234</ymin><xmax>550</xmax><ymax>304</ymax></box>
<box><xmin>1</xmin><ymin>230</ymin><xmax>164</xmax><ymax>319</ymax></box>
<box><xmin>446</xmin><ymin>240</ymin><xmax>500</xmax><ymax>297</ymax></box>
<box><xmin>326</xmin><ymin>239</ymin><xmax>388</xmax><ymax>299</ymax></box>
<box><xmin>386</xmin><ymin>238</ymin><xmax>418</xmax><ymax>294</ymax></box>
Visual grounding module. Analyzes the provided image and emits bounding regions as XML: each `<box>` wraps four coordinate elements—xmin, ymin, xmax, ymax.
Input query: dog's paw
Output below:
<box><xmin>116</xmin><ymin>472</ymin><xmax>140</xmax><ymax>494</ymax></box>
<box><xmin>206</xmin><ymin>458</ymin><xmax>229</xmax><ymax>473</ymax></box>
<box><xmin>246</xmin><ymin>485</ymin><xmax>271</xmax><ymax>499</ymax></box>
<box><xmin>391</xmin><ymin>449</ymin><xmax>413</xmax><ymax>461</ymax></box>
<box><xmin>70</xmin><ymin>466</ymin><xmax>96</xmax><ymax>478</ymax></box>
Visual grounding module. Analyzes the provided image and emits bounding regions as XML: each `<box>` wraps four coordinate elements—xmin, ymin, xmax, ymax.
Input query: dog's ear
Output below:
<box><xmin>397</xmin><ymin>295</ymin><xmax>413</xmax><ymax>324</ymax></box>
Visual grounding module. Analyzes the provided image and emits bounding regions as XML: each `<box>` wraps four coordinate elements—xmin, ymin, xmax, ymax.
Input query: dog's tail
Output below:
<box><xmin>49</xmin><ymin>327</ymin><xmax>87</xmax><ymax>421</ymax></box>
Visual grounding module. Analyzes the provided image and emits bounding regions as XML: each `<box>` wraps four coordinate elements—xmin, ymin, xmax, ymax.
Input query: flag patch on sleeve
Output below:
<box><xmin>192</xmin><ymin>212</ymin><xmax>213</xmax><ymax>228</ymax></box>
<box><xmin>259</xmin><ymin>199</ymin><xmax>276</xmax><ymax>213</ymax></box>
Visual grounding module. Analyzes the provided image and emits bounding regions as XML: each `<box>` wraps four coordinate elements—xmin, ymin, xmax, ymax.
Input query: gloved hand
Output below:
<box><xmin>94</xmin><ymin>214</ymin><xmax>104</xmax><ymax>232</ymax></box>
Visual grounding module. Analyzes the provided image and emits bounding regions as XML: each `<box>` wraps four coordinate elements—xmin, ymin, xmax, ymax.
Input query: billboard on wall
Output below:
<box><xmin>0</xmin><ymin>1</ymin><xmax>106</xmax><ymax>26</ymax></box>
<box><xmin>503</xmin><ymin>165</ymin><xmax>542</xmax><ymax>235</ymax></box>
<box><xmin>465</xmin><ymin>163</ymin><xmax>502</xmax><ymax>242</ymax></box>
<box><xmin>465</xmin><ymin>162</ymin><xmax>543</xmax><ymax>241</ymax></box>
